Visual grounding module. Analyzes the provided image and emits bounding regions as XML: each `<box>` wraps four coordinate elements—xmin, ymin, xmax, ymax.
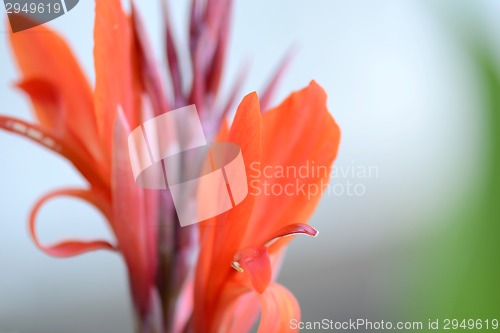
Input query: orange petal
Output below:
<box><xmin>194</xmin><ymin>92</ymin><xmax>262</xmax><ymax>331</ymax></box>
<box><xmin>217</xmin><ymin>291</ymin><xmax>260</xmax><ymax>333</ymax></box>
<box><xmin>15</xmin><ymin>79</ymin><xmax>61</xmax><ymax>133</ymax></box>
<box><xmin>257</xmin><ymin>283</ymin><xmax>301</xmax><ymax>333</ymax></box>
<box><xmin>215</xmin><ymin>118</ymin><xmax>229</xmax><ymax>142</ymax></box>
<box><xmin>9</xmin><ymin>23</ymin><xmax>101</xmax><ymax>163</ymax></box>
<box><xmin>233</xmin><ymin>246</ymin><xmax>272</xmax><ymax>293</ymax></box>
<box><xmin>245</xmin><ymin>81</ymin><xmax>340</xmax><ymax>249</ymax></box>
<box><xmin>94</xmin><ymin>0</ymin><xmax>140</xmax><ymax>156</ymax></box>
<box><xmin>211</xmin><ymin>92</ymin><xmax>261</xmax><ymax>256</ymax></box>
<box><xmin>29</xmin><ymin>188</ymin><xmax>115</xmax><ymax>257</ymax></box>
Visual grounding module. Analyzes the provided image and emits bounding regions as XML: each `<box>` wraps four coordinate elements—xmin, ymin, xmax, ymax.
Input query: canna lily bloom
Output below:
<box><xmin>191</xmin><ymin>83</ymin><xmax>340</xmax><ymax>333</ymax></box>
<box><xmin>1</xmin><ymin>0</ymin><xmax>158</xmax><ymax>323</ymax></box>
<box><xmin>1</xmin><ymin>0</ymin><xmax>341</xmax><ymax>332</ymax></box>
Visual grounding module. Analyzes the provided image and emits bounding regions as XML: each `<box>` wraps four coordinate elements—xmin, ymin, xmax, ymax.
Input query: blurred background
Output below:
<box><xmin>1</xmin><ymin>0</ymin><xmax>499</xmax><ymax>332</ymax></box>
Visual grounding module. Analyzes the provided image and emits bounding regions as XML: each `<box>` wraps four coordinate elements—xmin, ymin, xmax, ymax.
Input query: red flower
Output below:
<box><xmin>1</xmin><ymin>0</ymin><xmax>340</xmax><ymax>331</ymax></box>
<box><xmin>192</xmin><ymin>83</ymin><xmax>340</xmax><ymax>332</ymax></box>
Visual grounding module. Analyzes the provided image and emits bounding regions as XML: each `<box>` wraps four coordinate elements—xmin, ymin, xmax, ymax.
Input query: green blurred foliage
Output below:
<box><xmin>405</xmin><ymin>3</ymin><xmax>500</xmax><ymax>329</ymax></box>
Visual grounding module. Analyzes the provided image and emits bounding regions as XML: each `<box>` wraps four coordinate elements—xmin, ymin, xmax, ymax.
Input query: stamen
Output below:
<box><xmin>231</xmin><ymin>261</ymin><xmax>244</xmax><ymax>273</ymax></box>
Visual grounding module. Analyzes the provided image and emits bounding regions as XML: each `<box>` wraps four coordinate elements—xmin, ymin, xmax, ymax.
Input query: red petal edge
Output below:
<box><xmin>29</xmin><ymin>188</ymin><xmax>116</xmax><ymax>257</ymax></box>
<box><xmin>265</xmin><ymin>223</ymin><xmax>318</xmax><ymax>247</ymax></box>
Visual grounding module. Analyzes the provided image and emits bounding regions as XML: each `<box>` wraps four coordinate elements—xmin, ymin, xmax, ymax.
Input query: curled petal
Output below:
<box><xmin>257</xmin><ymin>283</ymin><xmax>301</xmax><ymax>333</ymax></box>
<box><xmin>233</xmin><ymin>246</ymin><xmax>271</xmax><ymax>293</ymax></box>
<box><xmin>265</xmin><ymin>223</ymin><xmax>318</xmax><ymax>248</ymax></box>
<box><xmin>29</xmin><ymin>188</ymin><xmax>115</xmax><ymax>257</ymax></box>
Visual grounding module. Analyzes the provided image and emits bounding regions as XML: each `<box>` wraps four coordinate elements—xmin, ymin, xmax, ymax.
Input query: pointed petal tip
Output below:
<box><xmin>265</xmin><ymin>223</ymin><xmax>319</xmax><ymax>247</ymax></box>
<box><xmin>308</xmin><ymin>80</ymin><xmax>327</xmax><ymax>98</ymax></box>
<box><xmin>245</xmin><ymin>91</ymin><xmax>259</xmax><ymax>102</ymax></box>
